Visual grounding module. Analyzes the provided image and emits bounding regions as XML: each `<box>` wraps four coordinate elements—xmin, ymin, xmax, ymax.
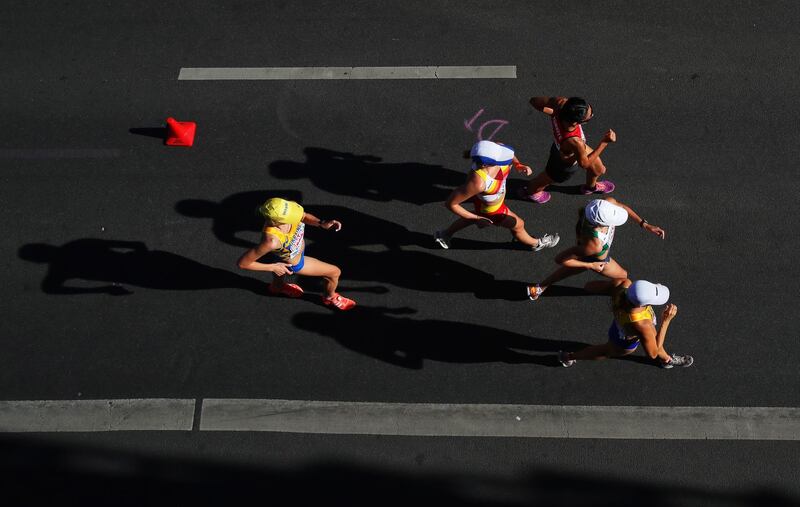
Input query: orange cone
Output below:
<box><xmin>165</xmin><ymin>117</ymin><xmax>196</xmax><ymax>147</ymax></box>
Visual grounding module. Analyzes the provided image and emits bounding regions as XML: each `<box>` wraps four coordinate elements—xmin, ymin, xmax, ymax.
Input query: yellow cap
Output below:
<box><xmin>258</xmin><ymin>198</ymin><xmax>304</xmax><ymax>225</ymax></box>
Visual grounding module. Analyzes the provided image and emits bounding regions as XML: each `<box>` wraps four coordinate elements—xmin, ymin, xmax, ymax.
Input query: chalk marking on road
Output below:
<box><xmin>202</xmin><ymin>400</ymin><xmax>800</xmax><ymax>440</ymax></box>
<box><xmin>0</xmin><ymin>399</ymin><xmax>194</xmax><ymax>432</ymax></box>
<box><xmin>0</xmin><ymin>149</ymin><xmax>121</xmax><ymax>159</ymax></box>
<box><xmin>178</xmin><ymin>66</ymin><xmax>517</xmax><ymax>80</ymax></box>
<box><xmin>3</xmin><ymin>399</ymin><xmax>799</xmax><ymax>439</ymax></box>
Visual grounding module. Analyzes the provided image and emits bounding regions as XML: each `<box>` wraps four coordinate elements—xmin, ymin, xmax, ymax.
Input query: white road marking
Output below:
<box><xmin>3</xmin><ymin>399</ymin><xmax>798</xmax><ymax>440</ymax></box>
<box><xmin>202</xmin><ymin>400</ymin><xmax>800</xmax><ymax>440</ymax></box>
<box><xmin>177</xmin><ymin>66</ymin><xmax>517</xmax><ymax>80</ymax></box>
<box><xmin>0</xmin><ymin>399</ymin><xmax>194</xmax><ymax>432</ymax></box>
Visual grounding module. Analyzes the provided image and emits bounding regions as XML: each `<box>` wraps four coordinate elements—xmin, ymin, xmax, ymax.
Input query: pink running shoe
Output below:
<box><xmin>268</xmin><ymin>282</ymin><xmax>304</xmax><ymax>298</ymax></box>
<box><xmin>581</xmin><ymin>180</ymin><xmax>616</xmax><ymax>195</ymax></box>
<box><xmin>322</xmin><ymin>293</ymin><xmax>357</xmax><ymax>311</ymax></box>
<box><xmin>520</xmin><ymin>189</ymin><xmax>552</xmax><ymax>204</ymax></box>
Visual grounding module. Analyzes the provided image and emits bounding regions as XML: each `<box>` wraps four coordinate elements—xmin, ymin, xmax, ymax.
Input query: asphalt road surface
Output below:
<box><xmin>2</xmin><ymin>1</ymin><xmax>799</xmax><ymax>505</ymax></box>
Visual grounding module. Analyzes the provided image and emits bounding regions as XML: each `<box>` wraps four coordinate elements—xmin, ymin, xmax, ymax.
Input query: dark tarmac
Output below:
<box><xmin>2</xmin><ymin>1</ymin><xmax>799</xmax><ymax>504</ymax></box>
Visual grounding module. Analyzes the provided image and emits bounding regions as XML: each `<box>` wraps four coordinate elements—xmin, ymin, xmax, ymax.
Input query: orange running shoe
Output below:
<box><xmin>268</xmin><ymin>283</ymin><xmax>304</xmax><ymax>298</ymax></box>
<box><xmin>322</xmin><ymin>293</ymin><xmax>356</xmax><ymax>311</ymax></box>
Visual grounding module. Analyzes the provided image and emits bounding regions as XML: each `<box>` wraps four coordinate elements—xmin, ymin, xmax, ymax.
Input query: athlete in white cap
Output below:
<box><xmin>527</xmin><ymin>197</ymin><xmax>665</xmax><ymax>300</ymax></box>
<box><xmin>237</xmin><ymin>197</ymin><xmax>356</xmax><ymax>310</ymax></box>
<box><xmin>434</xmin><ymin>141</ymin><xmax>560</xmax><ymax>251</ymax></box>
<box><xmin>557</xmin><ymin>278</ymin><xmax>693</xmax><ymax>368</ymax></box>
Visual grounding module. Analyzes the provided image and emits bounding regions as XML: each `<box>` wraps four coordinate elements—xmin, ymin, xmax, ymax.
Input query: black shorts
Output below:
<box><xmin>545</xmin><ymin>143</ymin><xmax>581</xmax><ymax>183</ymax></box>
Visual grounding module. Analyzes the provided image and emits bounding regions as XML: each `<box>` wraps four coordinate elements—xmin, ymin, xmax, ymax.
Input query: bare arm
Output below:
<box><xmin>302</xmin><ymin>212</ymin><xmax>342</xmax><ymax>232</ymax></box>
<box><xmin>445</xmin><ymin>172</ymin><xmax>492</xmax><ymax>225</ymax></box>
<box><xmin>511</xmin><ymin>155</ymin><xmax>532</xmax><ymax>176</ymax></box>
<box><xmin>566</xmin><ymin>130</ymin><xmax>616</xmax><ymax>169</ymax></box>
<box><xmin>656</xmin><ymin>304</ymin><xmax>678</xmax><ymax>353</ymax></box>
<box><xmin>529</xmin><ymin>96</ymin><xmax>566</xmax><ymax>116</ymax></box>
<box><xmin>604</xmin><ymin>197</ymin><xmax>666</xmax><ymax>239</ymax></box>
<box><xmin>638</xmin><ymin>305</ymin><xmax>677</xmax><ymax>362</ymax></box>
<box><xmin>237</xmin><ymin>235</ymin><xmax>293</xmax><ymax>275</ymax></box>
<box><xmin>555</xmin><ymin>243</ymin><xmax>608</xmax><ymax>272</ymax></box>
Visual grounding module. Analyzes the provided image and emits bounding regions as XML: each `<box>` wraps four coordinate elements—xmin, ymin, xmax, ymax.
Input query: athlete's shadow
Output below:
<box><xmin>18</xmin><ymin>239</ymin><xmax>267</xmax><ymax>295</ymax></box>
<box><xmin>308</xmin><ymin>244</ymin><xmax>529</xmax><ymax>300</ymax></box>
<box><xmin>268</xmin><ymin>147</ymin><xmax>465</xmax><ymax>205</ymax></box>
<box><xmin>293</xmin><ymin>306</ymin><xmax>589</xmax><ymax>369</ymax></box>
<box><xmin>176</xmin><ymin>190</ymin><xmax>304</xmax><ymax>248</ymax></box>
<box><xmin>176</xmin><ymin>191</ymin><xmax>507</xmax><ymax>251</ymax></box>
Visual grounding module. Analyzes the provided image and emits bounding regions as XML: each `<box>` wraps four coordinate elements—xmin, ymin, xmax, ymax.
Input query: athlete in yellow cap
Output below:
<box><xmin>237</xmin><ymin>198</ymin><xmax>356</xmax><ymax>310</ymax></box>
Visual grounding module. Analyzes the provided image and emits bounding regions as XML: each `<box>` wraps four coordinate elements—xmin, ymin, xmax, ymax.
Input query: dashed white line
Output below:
<box><xmin>2</xmin><ymin>399</ymin><xmax>797</xmax><ymax>440</ymax></box>
<box><xmin>177</xmin><ymin>66</ymin><xmax>517</xmax><ymax>80</ymax></box>
<box><xmin>0</xmin><ymin>399</ymin><xmax>194</xmax><ymax>432</ymax></box>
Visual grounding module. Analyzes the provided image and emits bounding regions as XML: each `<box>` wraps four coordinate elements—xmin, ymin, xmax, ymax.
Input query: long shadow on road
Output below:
<box><xmin>18</xmin><ymin>239</ymin><xmax>266</xmax><ymax>296</ymax></box>
<box><xmin>268</xmin><ymin>147</ymin><xmax>465</xmax><ymax>205</ymax></box>
<box><xmin>176</xmin><ymin>193</ymin><xmax>535</xmax><ymax>300</ymax></box>
<box><xmin>292</xmin><ymin>306</ymin><xmax>589</xmax><ymax>368</ymax></box>
<box><xmin>176</xmin><ymin>192</ymin><xmax>506</xmax><ymax>251</ymax></box>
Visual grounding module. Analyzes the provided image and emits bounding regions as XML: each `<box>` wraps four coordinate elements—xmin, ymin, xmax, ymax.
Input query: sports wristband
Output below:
<box><xmin>640</xmin><ymin>219</ymin><xmax>648</xmax><ymax>228</ymax></box>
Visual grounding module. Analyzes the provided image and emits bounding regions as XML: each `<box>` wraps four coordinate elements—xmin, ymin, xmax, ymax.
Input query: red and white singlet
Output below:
<box><xmin>551</xmin><ymin>115</ymin><xmax>586</xmax><ymax>149</ymax></box>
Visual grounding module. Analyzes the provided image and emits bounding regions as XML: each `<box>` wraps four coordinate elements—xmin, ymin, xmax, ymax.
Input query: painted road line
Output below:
<box><xmin>201</xmin><ymin>400</ymin><xmax>800</xmax><ymax>441</ymax></box>
<box><xmin>0</xmin><ymin>149</ymin><xmax>121</xmax><ymax>159</ymax></box>
<box><xmin>177</xmin><ymin>66</ymin><xmax>516</xmax><ymax>80</ymax></box>
<box><xmin>0</xmin><ymin>399</ymin><xmax>194</xmax><ymax>432</ymax></box>
<box><xmin>3</xmin><ymin>399</ymin><xmax>799</xmax><ymax>439</ymax></box>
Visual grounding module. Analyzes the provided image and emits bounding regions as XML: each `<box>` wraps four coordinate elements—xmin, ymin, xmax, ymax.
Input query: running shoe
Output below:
<box><xmin>520</xmin><ymin>189</ymin><xmax>552</xmax><ymax>204</ymax></box>
<box><xmin>268</xmin><ymin>282</ymin><xmax>304</xmax><ymax>298</ymax></box>
<box><xmin>527</xmin><ymin>284</ymin><xmax>544</xmax><ymax>301</ymax></box>
<box><xmin>532</xmin><ymin>233</ymin><xmax>560</xmax><ymax>252</ymax></box>
<box><xmin>659</xmin><ymin>354</ymin><xmax>694</xmax><ymax>369</ymax></box>
<box><xmin>580</xmin><ymin>180</ymin><xmax>616</xmax><ymax>195</ymax></box>
<box><xmin>322</xmin><ymin>293</ymin><xmax>357</xmax><ymax>311</ymax></box>
<box><xmin>558</xmin><ymin>350</ymin><xmax>576</xmax><ymax>368</ymax></box>
<box><xmin>434</xmin><ymin>230</ymin><xmax>451</xmax><ymax>249</ymax></box>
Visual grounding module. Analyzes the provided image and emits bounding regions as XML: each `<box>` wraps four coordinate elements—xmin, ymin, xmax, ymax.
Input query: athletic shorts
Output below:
<box><xmin>580</xmin><ymin>255</ymin><xmax>611</xmax><ymax>264</ymax></box>
<box><xmin>473</xmin><ymin>200</ymin><xmax>510</xmax><ymax>224</ymax></box>
<box><xmin>545</xmin><ymin>143</ymin><xmax>581</xmax><ymax>183</ymax></box>
<box><xmin>608</xmin><ymin>321</ymin><xmax>639</xmax><ymax>351</ymax></box>
<box><xmin>290</xmin><ymin>252</ymin><xmax>305</xmax><ymax>273</ymax></box>
<box><xmin>273</xmin><ymin>252</ymin><xmax>305</xmax><ymax>274</ymax></box>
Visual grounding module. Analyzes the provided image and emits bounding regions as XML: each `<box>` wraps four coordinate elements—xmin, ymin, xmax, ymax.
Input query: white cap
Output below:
<box><xmin>627</xmin><ymin>280</ymin><xmax>670</xmax><ymax>306</ymax></box>
<box><xmin>585</xmin><ymin>199</ymin><xmax>628</xmax><ymax>226</ymax></box>
<box><xmin>470</xmin><ymin>141</ymin><xmax>515</xmax><ymax>166</ymax></box>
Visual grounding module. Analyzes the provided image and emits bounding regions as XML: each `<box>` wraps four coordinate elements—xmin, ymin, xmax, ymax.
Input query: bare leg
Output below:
<box><xmin>583</xmin><ymin>146</ymin><xmax>607</xmax><ymax>189</ymax></box>
<box><xmin>597</xmin><ymin>258</ymin><xmax>628</xmax><ymax>280</ymax></box>
<box><xmin>297</xmin><ymin>256</ymin><xmax>341</xmax><ymax>298</ymax></box>
<box><xmin>524</xmin><ymin>171</ymin><xmax>553</xmax><ymax>195</ymax></box>
<box><xmin>271</xmin><ymin>272</ymin><xmax>289</xmax><ymax>286</ymax></box>
<box><xmin>496</xmin><ymin>209</ymin><xmax>539</xmax><ymax>247</ymax></box>
<box><xmin>441</xmin><ymin>217</ymin><xmax>474</xmax><ymax>238</ymax></box>
<box><xmin>539</xmin><ymin>265</ymin><xmax>584</xmax><ymax>290</ymax></box>
<box><xmin>569</xmin><ymin>342</ymin><xmax>634</xmax><ymax>361</ymax></box>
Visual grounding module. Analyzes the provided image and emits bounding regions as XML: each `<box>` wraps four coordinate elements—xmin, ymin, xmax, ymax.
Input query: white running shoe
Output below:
<box><xmin>532</xmin><ymin>233</ymin><xmax>560</xmax><ymax>252</ymax></box>
<box><xmin>558</xmin><ymin>350</ymin><xmax>576</xmax><ymax>368</ymax></box>
<box><xmin>660</xmin><ymin>354</ymin><xmax>694</xmax><ymax>369</ymax></box>
<box><xmin>434</xmin><ymin>230</ymin><xmax>451</xmax><ymax>249</ymax></box>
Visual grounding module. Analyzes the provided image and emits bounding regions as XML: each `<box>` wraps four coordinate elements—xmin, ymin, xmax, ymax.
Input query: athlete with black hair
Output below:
<box><xmin>521</xmin><ymin>96</ymin><xmax>617</xmax><ymax>204</ymax></box>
